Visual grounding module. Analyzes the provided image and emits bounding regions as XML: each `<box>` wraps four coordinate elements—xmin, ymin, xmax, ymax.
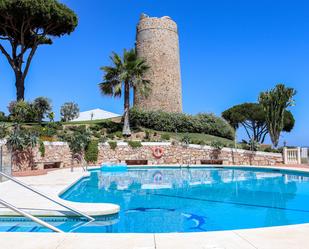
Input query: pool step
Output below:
<box><xmin>0</xmin><ymin>222</ymin><xmax>51</xmax><ymax>232</ymax></box>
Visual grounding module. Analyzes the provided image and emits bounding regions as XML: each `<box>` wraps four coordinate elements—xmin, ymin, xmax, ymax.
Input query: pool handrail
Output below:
<box><xmin>0</xmin><ymin>171</ymin><xmax>95</xmax><ymax>222</ymax></box>
<box><xmin>0</xmin><ymin>198</ymin><xmax>64</xmax><ymax>233</ymax></box>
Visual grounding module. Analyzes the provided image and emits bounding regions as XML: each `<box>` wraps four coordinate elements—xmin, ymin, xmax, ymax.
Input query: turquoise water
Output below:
<box><xmin>59</xmin><ymin>167</ymin><xmax>309</xmax><ymax>233</ymax></box>
<box><xmin>1</xmin><ymin>167</ymin><xmax>309</xmax><ymax>233</ymax></box>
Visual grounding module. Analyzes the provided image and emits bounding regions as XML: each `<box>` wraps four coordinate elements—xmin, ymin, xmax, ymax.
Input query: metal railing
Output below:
<box><xmin>0</xmin><ymin>198</ymin><xmax>64</xmax><ymax>233</ymax></box>
<box><xmin>0</xmin><ymin>171</ymin><xmax>94</xmax><ymax>222</ymax></box>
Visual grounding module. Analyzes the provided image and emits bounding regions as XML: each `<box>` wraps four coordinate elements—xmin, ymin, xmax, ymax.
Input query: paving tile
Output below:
<box><xmin>0</xmin><ymin>233</ymin><xmax>66</xmax><ymax>249</ymax></box>
<box><xmin>155</xmin><ymin>231</ymin><xmax>256</xmax><ymax>249</ymax></box>
<box><xmin>57</xmin><ymin>233</ymin><xmax>155</xmax><ymax>249</ymax></box>
<box><xmin>235</xmin><ymin>224</ymin><xmax>309</xmax><ymax>249</ymax></box>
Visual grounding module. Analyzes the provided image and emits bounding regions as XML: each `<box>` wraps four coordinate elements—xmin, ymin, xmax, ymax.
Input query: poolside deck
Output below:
<box><xmin>0</xmin><ymin>223</ymin><xmax>309</xmax><ymax>249</ymax></box>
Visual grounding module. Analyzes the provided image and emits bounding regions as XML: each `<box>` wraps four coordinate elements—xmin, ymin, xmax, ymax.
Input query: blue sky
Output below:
<box><xmin>0</xmin><ymin>0</ymin><xmax>308</xmax><ymax>146</ymax></box>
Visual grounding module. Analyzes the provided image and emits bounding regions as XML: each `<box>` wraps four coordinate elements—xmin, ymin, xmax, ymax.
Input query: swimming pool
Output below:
<box><xmin>58</xmin><ymin>167</ymin><xmax>309</xmax><ymax>233</ymax></box>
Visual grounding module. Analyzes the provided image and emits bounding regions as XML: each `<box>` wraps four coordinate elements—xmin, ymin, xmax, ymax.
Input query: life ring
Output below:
<box><xmin>152</xmin><ymin>147</ymin><xmax>164</xmax><ymax>158</ymax></box>
<box><xmin>153</xmin><ymin>171</ymin><xmax>163</xmax><ymax>183</ymax></box>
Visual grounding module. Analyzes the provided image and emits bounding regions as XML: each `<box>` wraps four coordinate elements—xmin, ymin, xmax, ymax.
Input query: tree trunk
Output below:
<box><xmin>123</xmin><ymin>81</ymin><xmax>131</xmax><ymax>136</ymax></box>
<box><xmin>15</xmin><ymin>72</ymin><xmax>25</xmax><ymax>101</ymax></box>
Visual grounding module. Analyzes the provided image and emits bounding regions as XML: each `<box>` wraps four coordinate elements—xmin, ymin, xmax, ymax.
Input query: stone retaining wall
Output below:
<box><xmin>1</xmin><ymin>141</ymin><xmax>283</xmax><ymax>172</ymax></box>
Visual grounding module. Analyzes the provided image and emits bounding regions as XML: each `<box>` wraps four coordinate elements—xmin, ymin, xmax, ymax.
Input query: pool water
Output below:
<box><xmin>58</xmin><ymin>167</ymin><xmax>309</xmax><ymax>233</ymax></box>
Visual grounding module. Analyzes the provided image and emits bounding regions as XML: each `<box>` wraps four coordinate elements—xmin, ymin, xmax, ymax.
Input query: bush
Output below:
<box><xmin>191</xmin><ymin>139</ymin><xmax>207</xmax><ymax>146</ymax></box>
<box><xmin>160</xmin><ymin>133</ymin><xmax>170</xmax><ymax>141</ymax></box>
<box><xmin>113</xmin><ymin>131</ymin><xmax>123</xmax><ymax>139</ymax></box>
<box><xmin>95</xmin><ymin>120</ymin><xmax>123</xmax><ymax>133</ymax></box>
<box><xmin>85</xmin><ymin>140</ymin><xmax>99</xmax><ymax>163</ymax></box>
<box><xmin>211</xmin><ymin>140</ymin><xmax>224</xmax><ymax>150</ymax></box>
<box><xmin>39</xmin><ymin>140</ymin><xmax>45</xmax><ymax>157</ymax></box>
<box><xmin>130</xmin><ymin>108</ymin><xmax>234</xmax><ymax>140</ymax></box>
<box><xmin>128</xmin><ymin>140</ymin><xmax>142</xmax><ymax>148</ymax></box>
<box><xmin>181</xmin><ymin>134</ymin><xmax>191</xmax><ymax>145</ymax></box>
<box><xmin>108</xmin><ymin>141</ymin><xmax>117</xmax><ymax>150</ymax></box>
<box><xmin>0</xmin><ymin>112</ymin><xmax>7</xmax><ymax>122</ymax></box>
<box><xmin>64</xmin><ymin>128</ymin><xmax>91</xmax><ymax>156</ymax></box>
<box><xmin>8</xmin><ymin>100</ymin><xmax>34</xmax><ymax>123</ymax></box>
<box><xmin>0</xmin><ymin>123</ymin><xmax>9</xmax><ymax>139</ymax></box>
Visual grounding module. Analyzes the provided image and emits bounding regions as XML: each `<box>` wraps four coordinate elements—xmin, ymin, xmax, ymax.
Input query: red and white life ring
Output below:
<box><xmin>152</xmin><ymin>147</ymin><xmax>164</xmax><ymax>158</ymax></box>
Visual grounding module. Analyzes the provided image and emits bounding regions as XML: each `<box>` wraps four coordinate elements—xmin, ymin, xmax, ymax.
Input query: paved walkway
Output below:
<box><xmin>0</xmin><ymin>223</ymin><xmax>309</xmax><ymax>249</ymax></box>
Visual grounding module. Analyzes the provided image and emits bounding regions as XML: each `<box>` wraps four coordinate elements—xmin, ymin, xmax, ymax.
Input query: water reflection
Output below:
<box><xmin>61</xmin><ymin>168</ymin><xmax>309</xmax><ymax>232</ymax></box>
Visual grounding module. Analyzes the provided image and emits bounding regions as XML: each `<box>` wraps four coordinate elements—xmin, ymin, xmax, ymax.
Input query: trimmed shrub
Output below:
<box><xmin>39</xmin><ymin>140</ymin><xmax>45</xmax><ymax>157</ymax></box>
<box><xmin>128</xmin><ymin>140</ymin><xmax>142</xmax><ymax>149</ymax></box>
<box><xmin>160</xmin><ymin>133</ymin><xmax>170</xmax><ymax>141</ymax></box>
<box><xmin>130</xmin><ymin>108</ymin><xmax>234</xmax><ymax>140</ymax></box>
<box><xmin>210</xmin><ymin>140</ymin><xmax>224</xmax><ymax>150</ymax></box>
<box><xmin>85</xmin><ymin>140</ymin><xmax>99</xmax><ymax>163</ymax></box>
<box><xmin>108</xmin><ymin>141</ymin><xmax>117</xmax><ymax>150</ymax></box>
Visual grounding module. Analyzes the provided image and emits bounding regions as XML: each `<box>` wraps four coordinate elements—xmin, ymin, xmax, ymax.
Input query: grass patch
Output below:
<box><xmin>145</xmin><ymin>129</ymin><xmax>234</xmax><ymax>147</ymax></box>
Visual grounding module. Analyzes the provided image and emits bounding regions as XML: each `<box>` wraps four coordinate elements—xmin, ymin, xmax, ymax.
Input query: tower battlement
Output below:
<box><xmin>134</xmin><ymin>14</ymin><xmax>183</xmax><ymax>113</ymax></box>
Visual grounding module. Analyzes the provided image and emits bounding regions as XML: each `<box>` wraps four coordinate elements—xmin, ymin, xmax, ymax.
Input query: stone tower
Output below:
<box><xmin>134</xmin><ymin>14</ymin><xmax>182</xmax><ymax>113</ymax></box>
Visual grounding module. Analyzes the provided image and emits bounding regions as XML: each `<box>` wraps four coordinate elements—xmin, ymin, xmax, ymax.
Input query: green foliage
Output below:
<box><xmin>222</xmin><ymin>102</ymin><xmax>295</xmax><ymax>144</ymax></box>
<box><xmin>8</xmin><ymin>97</ymin><xmax>53</xmax><ymax>123</ymax></box>
<box><xmin>8</xmin><ymin>100</ymin><xmax>34</xmax><ymax>123</ymax></box>
<box><xmin>259</xmin><ymin>84</ymin><xmax>296</xmax><ymax>147</ymax></box>
<box><xmin>39</xmin><ymin>140</ymin><xmax>45</xmax><ymax>157</ymax></box>
<box><xmin>108</xmin><ymin>141</ymin><xmax>117</xmax><ymax>150</ymax></box>
<box><xmin>0</xmin><ymin>0</ymin><xmax>78</xmax><ymax>100</ymax></box>
<box><xmin>130</xmin><ymin>108</ymin><xmax>234</xmax><ymax>140</ymax></box>
<box><xmin>99</xmin><ymin>135</ymin><xmax>107</xmax><ymax>143</ymax></box>
<box><xmin>85</xmin><ymin>140</ymin><xmax>99</xmax><ymax>163</ymax></box>
<box><xmin>48</xmin><ymin>112</ymin><xmax>55</xmax><ymax>122</ymax></box>
<box><xmin>160</xmin><ymin>133</ymin><xmax>170</xmax><ymax>141</ymax></box>
<box><xmin>113</xmin><ymin>131</ymin><xmax>123</xmax><ymax>139</ymax></box>
<box><xmin>210</xmin><ymin>140</ymin><xmax>224</xmax><ymax>150</ymax></box>
<box><xmin>32</xmin><ymin>97</ymin><xmax>52</xmax><ymax>122</ymax></box>
<box><xmin>6</xmin><ymin>126</ymin><xmax>38</xmax><ymax>151</ymax></box>
<box><xmin>128</xmin><ymin>140</ymin><xmax>142</xmax><ymax>148</ymax></box>
<box><xmin>64</xmin><ymin>127</ymin><xmax>91</xmax><ymax>156</ymax></box>
<box><xmin>87</xmin><ymin>120</ymin><xmax>122</xmax><ymax>134</ymax></box>
<box><xmin>0</xmin><ymin>122</ymin><xmax>9</xmax><ymax>139</ymax></box>
<box><xmin>191</xmin><ymin>139</ymin><xmax>207</xmax><ymax>146</ymax></box>
<box><xmin>0</xmin><ymin>111</ymin><xmax>7</xmax><ymax>122</ymax></box>
<box><xmin>60</xmin><ymin>102</ymin><xmax>79</xmax><ymax>122</ymax></box>
<box><xmin>181</xmin><ymin>134</ymin><xmax>191</xmax><ymax>145</ymax></box>
<box><xmin>99</xmin><ymin>49</ymin><xmax>150</xmax><ymax>136</ymax></box>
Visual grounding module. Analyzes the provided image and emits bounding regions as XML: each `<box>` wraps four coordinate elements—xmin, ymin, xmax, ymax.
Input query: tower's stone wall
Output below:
<box><xmin>134</xmin><ymin>14</ymin><xmax>182</xmax><ymax>113</ymax></box>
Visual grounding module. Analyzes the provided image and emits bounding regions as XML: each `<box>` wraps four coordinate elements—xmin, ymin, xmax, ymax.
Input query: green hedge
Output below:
<box><xmin>108</xmin><ymin>141</ymin><xmax>117</xmax><ymax>150</ymax></box>
<box><xmin>128</xmin><ymin>140</ymin><xmax>142</xmax><ymax>148</ymax></box>
<box><xmin>130</xmin><ymin>108</ymin><xmax>235</xmax><ymax>140</ymax></box>
<box><xmin>85</xmin><ymin>140</ymin><xmax>99</xmax><ymax>163</ymax></box>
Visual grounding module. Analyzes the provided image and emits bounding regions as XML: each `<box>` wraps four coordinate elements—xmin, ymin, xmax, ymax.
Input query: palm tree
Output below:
<box><xmin>99</xmin><ymin>49</ymin><xmax>150</xmax><ymax>136</ymax></box>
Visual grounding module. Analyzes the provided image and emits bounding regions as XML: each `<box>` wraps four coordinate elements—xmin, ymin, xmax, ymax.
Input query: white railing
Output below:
<box><xmin>283</xmin><ymin>147</ymin><xmax>301</xmax><ymax>165</ymax></box>
<box><xmin>0</xmin><ymin>198</ymin><xmax>64</xmax><ymax>233</ymax></box>
<box><xmin>0</xmin><ymin>171</ymin><xmax>94</xmax><ymax>221</ymax></box>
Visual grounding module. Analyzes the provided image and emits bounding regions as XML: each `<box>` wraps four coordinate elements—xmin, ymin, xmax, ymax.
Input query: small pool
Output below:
<box><xmin>59</xmin><ymin>167</ymin><xmax>309</xmax><ymax>233</ymax></box>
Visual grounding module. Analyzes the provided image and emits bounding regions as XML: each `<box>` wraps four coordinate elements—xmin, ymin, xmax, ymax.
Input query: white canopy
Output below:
<box><xmin>71</xmin><ymin>108</ymin><xmax>121</xmax><ymax>122</ymax></box>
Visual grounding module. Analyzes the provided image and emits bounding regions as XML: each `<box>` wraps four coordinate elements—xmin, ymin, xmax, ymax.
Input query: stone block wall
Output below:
<box><xmin>1</xmin><ymin>141</ymin><xmax>283</xmax><ymax>172</ymax></box>
<box><xmin>98</xmin><ymin>143</ymin><xmax>283</xmax><ymax>166</ymax></box>
<box><xmin>134</xmin><ymin>14</ymin><xmax>182</xmax><ymax>113</ymax></box>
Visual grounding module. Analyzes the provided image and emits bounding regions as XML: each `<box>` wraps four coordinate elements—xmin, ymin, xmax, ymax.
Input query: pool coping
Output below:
<box><xmin>1</xmin><ymin>165</ymin><xmax>309</xmax><ymax>249</ymax></box>
<box><xmin>0</xmin><ymin>168</ymin><xmax>120</xmax><ymax>217</ymax></box>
